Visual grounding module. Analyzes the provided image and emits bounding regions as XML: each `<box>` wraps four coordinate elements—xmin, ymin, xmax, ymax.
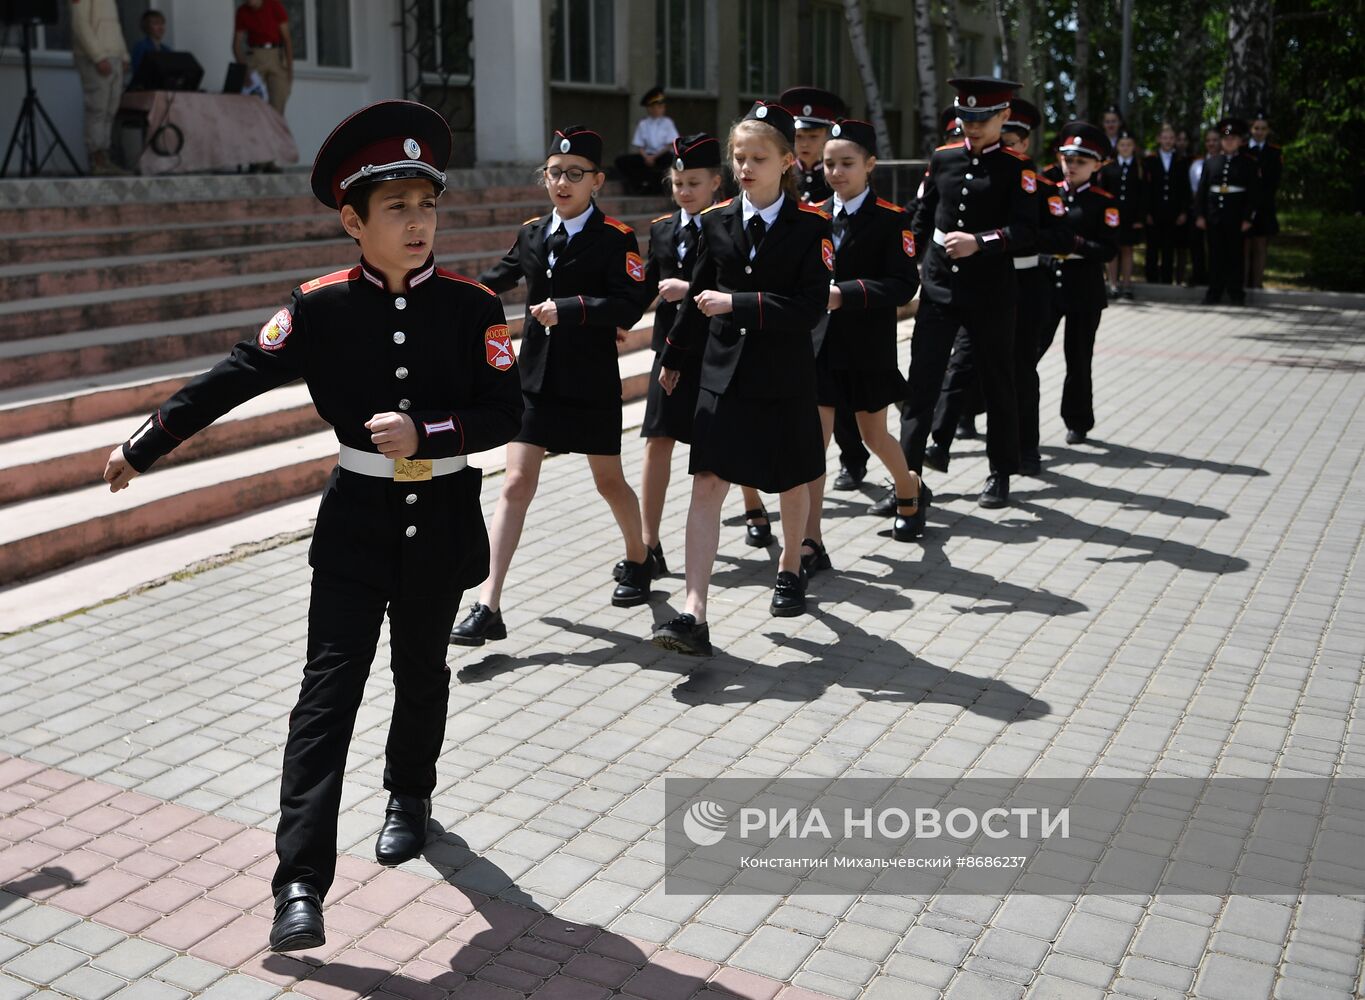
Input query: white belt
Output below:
<box><xmin>1013</xmin><ymin>255</ymin><xmax>1039</xmax><ymax>270</ymax></box>
<box><xmin>1215</xmin><ymin>185</ymin><xmax>1247</xmax><ymax>193</ymax></box>
<box><xmin>933</xmin><ymin>228</ymin><xmax>948</xmax><ymax>246</ymax></box>
<box><xmin>338</xmin><ymin>443</ymin><xmax>466</xmax><ymax>479</ymax></box>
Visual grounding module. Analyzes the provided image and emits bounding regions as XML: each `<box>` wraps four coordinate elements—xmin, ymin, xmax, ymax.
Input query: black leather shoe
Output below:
<box><xmin>892</xmin><ymin>483</ymin><xmax>932</xmax><ymax>541</ymax></box>
<box><xmin>978</xmin><ymin>473</ymin><xmax>1009</xmax><ymax>509</ymax></box>
<box><xmin>744</xmin><ymin>507</ymin><xmax>773</xmax><ymax>547</ymax></box>
<box><xmin>269</xmin><ymin>882</ymin><xmax>324</xmax><ymax>953</ymax></box>
<box><xmin>956</xmin><ymin>416</ymin><xmax>979</xmax><ymax>440</ymax></box>
<box><xmin>612</xmin><ymin>560</ymin><xmax>652</xmax><ymax>607</ymax></box>
<box><xmin>1019</xmin><ymin>451</ymin><xmax>1042</xmax><ymax>476</ymax></box>
<box><xmin>375</xmin><ymin>793</ymin><xmax>431</xmax><ymax>867</ymax></box>
<box><xmin>800</xmin><ymin>538</ymin><xmax>832</xmax><ymax>576</ymax></box>
<box><xmin>1065</xmin><ymin>428</ymin><xmax>1087</xmax><ymax>445</ymax></box>
<box><xmin>923</xmin><ymin>443</ymin><xmax>950</xmax><ymax>473</ymax></box>
<box><xmin>869</xmin><ymin>487</ymin><xmax>897</xmax><ymax>517</ymax></box>
<box><xmin>651</xmin><ymin>613</ymin><xmax>712</xmax><ymax>656</ymax></box>
<box><xmin>832</xmin><ymin>465</ymin><xmax>865</xmax><ymax>490</ymax></box>
<box><xmin>449</xmin><ymin>604</ymin><xmax>505</xmax><ymax>646</ymax></box>
<box><xmin>770</xmin><ymin>570</ymin><xmax>807</xmax><ymax>618</ymax></box>
<box><xmin>614</xmin><ymin>544</ymin><xmax>667</xmax><ymax>582</ymax></box>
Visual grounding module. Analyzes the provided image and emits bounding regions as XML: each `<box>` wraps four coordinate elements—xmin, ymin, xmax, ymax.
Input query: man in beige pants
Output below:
<box><xmin>233</xmin><ymin>0</ymin><xmax>293</xmax><ymax>170</ymax></box>
<box><xmin>71</xmin><ymin>0</ymin><xmax>131</xmax><ymax>175</ymax></box>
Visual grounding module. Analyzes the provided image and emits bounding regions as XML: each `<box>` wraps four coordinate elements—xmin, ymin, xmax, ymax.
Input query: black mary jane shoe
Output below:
<box><xmin>449</xmin><ymin>603</ymin><xmax>506</xmax><ymax>646</ymax></box>
<box><xmin>612</xmin><ymin>560</ymin><xmax>652</xmax><ymax>607</ymax></box>
<box><xmin>923</xmin><ymin>443</ymin><xmax>950</xmax><ymax>474</ymax></box>
<box><xmin>770</xmin><ymin>570</ymin><xmax>808</xmax><ymax>618</ymax></box>
<box><xmin>1065</xmin><ymin>428</ymin><xmax>1087</xmax><ymax>445</ymax></box>
<box><xmin>869</xmin><ymin>486</ymin><xmax>897</xmax><ymax>517</ymax></box>
<box><xmin>978</xmin><ymin>473</ymin><xmax>1009</xmax><ymax>509</ymax></box>
<box><xmin>800</xmin><ymin>538</ymin><xmax>832</xmax><ymax>576</ymax></box>
<box><xmin>745</xmin><ymin>507</ymin><xmax>773</xmax><ymax>547</ymax></box>
<box><xmin>269</xmin><ymin>882</ymin><xmax>324</xmax><ymax>953</ymax></box>
<box><xmin>832</xmin><ymin>465</ymin><xmax>865</xmax><ymax>491</ymax></box>
<box><xmin>892</xmin><ymin>483</ymin><xmax>933</xmax><ymax>541</ymax></box>
<box><xmin>375</xmin><ymin>793</ymin><xmax>431</xmax><ymax>867</ymax></box>
<box><xmin>651</xmin><ymin>613</ymin><xmax>713</xmax><ymax>656</ymax></box>
<box><xmin>614</xmin><ymin>544</ymin><xmax>667</xmax><ymax>582</ymax></box>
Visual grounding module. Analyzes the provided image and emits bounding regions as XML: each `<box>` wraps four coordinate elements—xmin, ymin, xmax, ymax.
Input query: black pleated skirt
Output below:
<box><xmin>689</xmin><ymin>387</ymin><xmax>824</xmax><ymax>493</ymax></box>
<box><xmin>640</xmin><ymin>351</ymin><xmax>702</xmax><ymax>443</ymax></box>
<box><xmin>515</xmin><ymin>390</ymin><xmax>622</xmax><ymax>455</ymax></box>
<box><xmin>817</xmin><ymin>365</ymin><xmax>908</xmax><ymax>413</ymax></box>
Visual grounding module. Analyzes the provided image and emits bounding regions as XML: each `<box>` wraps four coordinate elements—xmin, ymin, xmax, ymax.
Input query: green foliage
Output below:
<box><xmin>1306</xmin><ymin>216</ymin><xmax>1365</xmax><ymax>291</ymax></box>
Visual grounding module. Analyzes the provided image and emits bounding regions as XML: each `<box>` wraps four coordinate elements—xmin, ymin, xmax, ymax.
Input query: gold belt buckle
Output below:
<box><xmin>393</xmin><ymin>458</ymin><xmax>433</xmax><ymax>482</ymax></box>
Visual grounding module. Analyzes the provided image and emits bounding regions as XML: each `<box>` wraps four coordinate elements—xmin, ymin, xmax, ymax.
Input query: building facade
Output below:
<box><xmin>0</xmin><ymin>0</ymin><xmax>1002</xmax><ymax>174</ymax></box>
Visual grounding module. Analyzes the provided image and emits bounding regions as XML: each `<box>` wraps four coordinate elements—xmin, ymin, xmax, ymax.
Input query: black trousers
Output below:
<box><xmin>1206</xmin><ymin>221</ymin><xmax>1246</xmax><ymax>302</ymax></box>
<box><xmin>273</xmin><ymin>569</ymin><xmax>462</xmax><ymax>897</ymax></box>
<box><xmin>929</xmin><ymin>267</ymin><xmax>1047</xmax><ymax>461</ymax></box>
<box><xmin>1188</xmin><ymin>223</ymin><xmax>1209</xmax><ymax>285</ymax></box>
<box><xmin>900</xmin><ymin>294</ymin><xmax>1018</xmax><ymax>476</ymax></box>
<box><xmin>1039</xmin><ymin>305</ymin><xmax>1103</xmax><ymax>434</ymax></box>
<box><xmin>834</xmin><ymin>404</ymin><xmax>869</xmax><ymax>473</ymax></box>
<box><xmin>1145</xmin><ymin>219</ymin><xmax>1180</xmax><ymax>284</ymax></box>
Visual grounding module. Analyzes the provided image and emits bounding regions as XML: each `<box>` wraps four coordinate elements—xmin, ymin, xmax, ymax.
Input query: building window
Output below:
<box><xmin>550</xmin><ymin>0</ymin><xmax>616</xmax><ymax>86</ymax></box>
<box><xmin>739</xmin><ymin>0</ymin><xmax>780</xmax><ymax>96</ymax></box>
<box><xmin>656</xmin><ymin>0</ymin><xmax>707</xmax><ymax>93</ymax></box>
<box><xmin>279</xmin><ymin>0</ymin><xmax>353</xmax><ymax>69</ymax></box>
<box><xmin>811</xmin><ymin>5</ymin><xmax>841</xmax><ymax>94</ymax></box>
<box><xmin>868</xmin><ymin>14</ymin><xmax>896</xmax><ymax>105</ymax></box>
<box><xmin>416</xmin><ymin>0</ymin><xmax>472</xmax><ymax>80</ymax></box>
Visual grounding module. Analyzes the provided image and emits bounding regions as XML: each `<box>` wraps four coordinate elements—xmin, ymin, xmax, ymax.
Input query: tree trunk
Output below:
<box><xmin>941</xmin><ymin>0</ymin><xmax>962</xmax><ymax>77</ymax></box>
<box><xmin>841</xmin><ymin>0</ymin><xmax>893</xmax><ymax>157</ymax></box>
<box><xmin>995</xmin><ymin>0</ymin><xmax>1014</xmax><ymax>80</ymax></box>
<box><xmin>1016</xmin><ymin>0</ymin><xmax>1034</xmax><ymax>97</ymax></box>
<box><xmin>912</xmin><ymin>0</ymin><xmax>940</xmax><ymax>155</ymax></box>
<box><xmin>1074</xmin><ymin>0</ymin><xmax>1091</xmax><ymax>119</ymax></box>
<box><xmin>1224</xmin><ymin>0</ymin><xmax>1272</xmax><ymax>115</ymax></box>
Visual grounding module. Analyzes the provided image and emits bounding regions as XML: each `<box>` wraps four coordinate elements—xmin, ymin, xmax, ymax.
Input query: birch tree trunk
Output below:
<box><xmin>1074</xmin><ymin>0</ymin><xmax>1091</xmax><ymax>118</ymax></box>
<box><xmin>841</xmin><ymin>0</ymin><xmax>893</xmax><ymax>157</ymax></box>
<box><xmin>912</xmin><ymin>0</ymin><xmax>940</xmax><ymax>155</ymax></box>
<box><xmin>1224</xmin><ymin>0</ymin><xmax>1272</xmax><ymax>115</ymax></box>
<box><xmin>995</xmin><ymin>0</ymin><xmax>1014</xmax><ymax>80</ymax></box>
<box><xmin>941</xmin><ymin>0</ymin><xmax>962</xmax><ymax>77</ymax></box>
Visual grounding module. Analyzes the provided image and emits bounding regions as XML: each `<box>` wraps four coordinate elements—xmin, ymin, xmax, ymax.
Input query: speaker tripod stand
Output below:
<box><xmin>2</xmin><ymin>18</ymin><xmax>83</xmax><ymax>177</ymax></box>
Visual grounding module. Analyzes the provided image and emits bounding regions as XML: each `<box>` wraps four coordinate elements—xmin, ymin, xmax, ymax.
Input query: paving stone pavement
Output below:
<box><xmin>2</xmin><ymin>298</ymin><xmax>1364</xmax><ymax>999</ymax></box>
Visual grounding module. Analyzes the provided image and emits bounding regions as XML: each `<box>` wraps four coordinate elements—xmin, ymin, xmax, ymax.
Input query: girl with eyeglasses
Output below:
<box><xmin>450</xmin><ymin>126</ymin><xmax>655</xmax><ymax>648</ymax></box>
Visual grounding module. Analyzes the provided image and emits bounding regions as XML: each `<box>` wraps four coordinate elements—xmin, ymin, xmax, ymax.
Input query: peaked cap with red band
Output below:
<box><xmin>743</xmin><ymin>101</ymin><xmax>796</xmax><ymax>146</ymax></box>
<box><xmin>671</xmin><ymin>132</ymin><xmax>721</xmax><ymax>171</ymax></box>
<box><xmin>1004</xmin><ymin>98</ymin><xmax>1041</xmax><ymax>136</ymax></box>
<box><xmin>1056</xmin><ymin>121</ymin><xmax>1109</xmax><ymax>160</ymax></box>
<box><xmin>949</xmin><ymin>76</ymin><xmax>1021</xmax><ymax>121</ymax></box>
<box><xmin>311</xmin><ymin>100</ymin><xmax>451</xmax><ymax>210</ymax></box>
<box><xmin>939</xmin><ymin>106</ymin><xmax>963</xmax><ymax>137</ymax></box>
<box><xmin>549</xmin><ymin>125</ymin><xmax>603</xmax><ymax>166</ymax></box>
<box><xmin>777</xmin><ymin>86</ymin><xmax>845</xmax><ymax>130</ymax></box>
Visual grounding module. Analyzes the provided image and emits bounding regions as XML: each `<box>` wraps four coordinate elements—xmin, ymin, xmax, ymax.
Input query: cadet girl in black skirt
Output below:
<box><xmin>637</xmin><ymin>134</ymin><xmax>724</xmax><ymax>572</ymax></box>
<box><xmin>650</xmin><ymin>103</ymin><xmax>832</xmax><ymax>656</ymax></box>
<box><xmin>1100</xmin><ymin>129</ymin><xmax>1144</xmax><ymax>299</ymax></box>
<box><xmin>451</xmin><ymin>126</ymin><xmax>654</xmax><ymax>646</ymax></box>
<box><xmin>802</xmin><ymin>118</ymin><xmax>926</xmax><ymax>570</ymax></box>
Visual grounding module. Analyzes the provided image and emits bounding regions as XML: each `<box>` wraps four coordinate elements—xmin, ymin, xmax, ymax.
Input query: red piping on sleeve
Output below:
<box><xmin>578</xmin><ymin>295</ymin><xmax>586</xmax><ymax>322</ymax></box>
<box><xmin>156</xmin><ymin>409</ymin><xmax>184</xmax><ymax>442</ymax></box>
<box><xmin>757</xmin><ymin>292</ymin><xmax>763</xmax><ymax>328</ymax></box>
<box><xmin>857</xmin><ymin>279</ymin><xmax>868</xmax><ymax>308</ymax></box>
<box><xmin>453</xmin><ymin>412</ymin><xmax>466</xmax><ymax>455</ymax></box>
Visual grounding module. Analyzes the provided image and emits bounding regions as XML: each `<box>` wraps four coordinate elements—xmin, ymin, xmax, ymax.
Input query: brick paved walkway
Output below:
<box><xmin>1</xmin><ymin>298</ymin><xmax>1363</xmax><ymax>999</ymax></box>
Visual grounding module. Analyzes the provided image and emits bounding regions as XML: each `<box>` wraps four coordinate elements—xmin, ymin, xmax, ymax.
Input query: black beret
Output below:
<box><xmin>828</xmin><ymin>119</ymin><xmax>878</xmax><ymax>157</ymax></box>
<box><xmin>742</xmin><ymin>101</ymin><xmax>796</xmax><ymax>146</ymax></box>
<box><xmin>311</xmin><ymin>100</ymin><xmax>450</xmax><ymax>210</ymax></box>
<box><xmin>549</xmin><ymin>125</ymin><xmax>603</xmax><ymax>166</ymax></box>
<box><xmin>671</xmin><ymin>133</ymin><xmax>721</xmax><ymax>171</ymax></box>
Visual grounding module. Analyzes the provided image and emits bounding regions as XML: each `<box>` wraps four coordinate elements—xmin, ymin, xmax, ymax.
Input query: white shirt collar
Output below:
<box><xmin>549</xmin><ymin>202</ymin><xmax>595</xmax><ymax>237</ymax></box>
<box><xmin>1160</xmin><ymin>148</ymin><xmax>1173</xmax><ymax>164</ymax></box>
<box><xmin>1118</xmin><ymin>156</ymin><xmax>1132</xmax><ymax>167</ymax></box>
<box><xmin>741</xmin><ymin>192</ymin><xmax>785</xmax><ymax>227</ymax></box>
<box><xmin>832</xmin><ymin>187</ymin><xmax>871</xmax><ymax>216</ymax></box>
<box><xmin>678</xmin><ymin>207</ymin><xmax>696</xmax><ymax>228</ymax></box>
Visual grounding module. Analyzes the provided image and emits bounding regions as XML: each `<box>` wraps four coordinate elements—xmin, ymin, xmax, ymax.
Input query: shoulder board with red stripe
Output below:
<box><xmin>1001</xmin><ymin>146</ymin><xmax>1031</xmax><ymax>161</ymax></box>
<box><xmin>936</xmin><ymin>141</ymin><xmax>966</xmax><ymax>152</ymax></box>
<box><xmin>300</xmin><ymin>267</ymin><xmax>356</xmax><ymax>295</ymax></box>
<box><xmin>1091</xmin><ymin>187</ymin><xmax>1115</xmax><ymax>199</ymax></box>
<box><xmin>799</xmin><ymin>202</ymin><xmax>832</xmax><ymax>219</ymax></box>
<box><xmin>701</xmin><ymin>198</ymin><xmax>733</xmax><ymax>215</ymax></box>
<box><xmin>602</xmin><ymin>215</ymin><xmax>634</xmax><ymax>234</ymax></box>
<box><xmin>522</xmin><ymin>215</ymin><xmax>542</xmax><ymax>226</ymax></box>
<box><xmin>436</xmin><ymin>268</ymin><xmax>496</xmax><ymax>296</ymax></box>
<box><xmin>875</xmin><ymin>197</ymin><xmax>906</xmax><ymax>213</ymax></box>
<box><xmin>651</xmin><ymin>212</ymin><xmax>674</xmax><ymax>224</ymax></box>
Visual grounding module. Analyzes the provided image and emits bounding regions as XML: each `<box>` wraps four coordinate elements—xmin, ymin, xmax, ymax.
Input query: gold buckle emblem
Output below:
<box><xmin>393</xmin><ymin>458</ymin><xmax>433</xmax><ymax>482</ymax></box>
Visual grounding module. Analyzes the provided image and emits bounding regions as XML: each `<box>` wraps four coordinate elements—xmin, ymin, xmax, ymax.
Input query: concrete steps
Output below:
<box><xmin>0</xmin><ymin>177</ymin><xmax>670</xmax><ymax>586</ymax></box>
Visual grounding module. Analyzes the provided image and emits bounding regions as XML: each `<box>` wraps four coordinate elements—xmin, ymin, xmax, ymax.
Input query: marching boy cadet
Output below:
<box><xmin>1100</xmin><ymin>129</ymin><xmax>1144</xmax><ymax>299</ymax></box>
<box><xmin>651</xmin><ymin>102</ymin><xmax>833</xmax><ymax>654</ymax></box>
<box><xmin>1142</xmin><ymin>122</ymin><xmax>1192</xmax><ymax>286</ymax></box>
<box><xmin>1195</xmin><ymin>117</ymin><xmax>1261</xmax><ymax>306</ymax></box>
<box><xmin>1037</xmin><ymin>122</ymin><xmax>1119</xmax><ymax>444</ymax></box>
<box><xmin>636</xmin><ymin>133</ymin><xmax>725</xmax><ymax>575</ymax></box>
<box><xmin>900</xmin><ymin>77</ymin><xmax>1038</xmax><ymax>510</ymax></box>
<box><xmin>102</xmin><ymin>101</ymin><xmax>524</xmax><ymax>952</ymax></box>
<box><xmin>802</xmin><ymin>117</ymin><xmax>926</xmax><ymax>568</ymax></box>
<box><xmin>450</xmin><ymin>126</ymin><xmax>655</xmax><ymax>647</ymax></box>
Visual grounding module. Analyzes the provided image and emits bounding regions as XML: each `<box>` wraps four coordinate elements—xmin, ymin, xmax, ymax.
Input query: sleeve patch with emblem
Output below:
<box><xmin>258</xmin><ymin>308</ymin><xmax>293</xmax><ymax>351</ymax></box>
<box><xmin>1048</xmin><ymin>196</ymin><xmax>1066</xmax><ymax>217</ymax></box>
<box><xmin>902</xmin><ymin>230</ymin><xmax>916</xmax><ymax>257</ymax></box>
<box><xmin>625</xmin><ymin>251</ymin><xmax>646</xmax><ymax>282</ymax></box>
<box><xmin>1021</xmin><ymin>169</ymin><xmax>1038</xmax><ymax>193</ymax></box>
<box><xmin>1105</xmin><ymin>207</ymin><xmax>1120</xmax><ymax>227</ymax></box>
<box><xmin>485</xmin><ymin>324</ymin><xmax>515</xmax><ymax>370</ymax></box>
<box><xmin>821</xmin><ymin>238</ymin><xmax>835</xmax><ymax>271</ymax></box>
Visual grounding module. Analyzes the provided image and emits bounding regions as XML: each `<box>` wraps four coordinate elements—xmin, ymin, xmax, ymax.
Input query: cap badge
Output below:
<box><xmin>831</xmin><ymin>124</ymin><xmax>842</xmax><ymax>137</ymax></box>
<box><xmin>755</xmin><ymin>105</ymin><xmax>768</xmax><ymax>119</ymax></box>
<box><xmin>403</xmin><ymin>138</ymin><xmax>421</xmax><ymax>159</ymax></box>
<box><xmin>675</xmin><ymin>157</ymin><xmax>685</xmax><ymax>170</ymax></box>
<box><xmin>803</xmin><ymin>104</ymin><xmax>813</xmax><ymax>115</ymax></box>
<box><xmin>560</xmin><ymin>138</ymin><xmax>571</xmax><ymax>153</ymax></box>
<box><xmin>967</xmin><ymin>95</ymin><xmax>978</xmax><ymax>107</ymax></box>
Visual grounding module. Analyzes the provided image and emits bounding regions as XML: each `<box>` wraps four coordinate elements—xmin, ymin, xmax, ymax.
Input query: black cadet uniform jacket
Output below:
<box><xmin>1141</xmin><ymin>150</ymin><xmax>1192</xmax><ymax>224</ymax></box>
<box><xmin>121</xmin><ymin>257</ymin><xmax>525</xmax><ymax>594</ymax></box>
<box><xmin>797</xmin><ymin>161</ymin><xmax>833</xmax><ymax>204</ymax></box>
<box><xmin>480</xmin><ymin>205</ymin><xmax>651</xmax><ymax>402</ymax></box>
<box><xmin>660</xmin><ymin>195</ymin><xmax>832</xmax><ymax>399</ymax></box>
<box><xmin>817</xmin><ymin>191</ymin><xmax>919</xmax><ymax>371</ymax></box>
<box><xmin>1044</xmin><ymin>181</ymin><xmax>1120</xmax><ymax>313</ymax></box>
<box><xmin>1195</xmin><ymin>151</ymin><xmax>1262</xmax><ymax>228</ymax></box>
<box><xmin>645</xmin><ymin>208</ymin><xmax>701</xmax><ymax>353</ymax></box>
<box><xmin>1245</xmin><ymin>142</ymin><xmax>1281</xmax><ymax>234</ymax></box>
<box><xmin>1098</xmin><ymin>157</ymin><xmax>1144</xmax><ymax>239</ymax></box>
<box><xmin>912</xmin><ymin>139</ymin><xmax>1040</xmax><ymax>306</ymax></box>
